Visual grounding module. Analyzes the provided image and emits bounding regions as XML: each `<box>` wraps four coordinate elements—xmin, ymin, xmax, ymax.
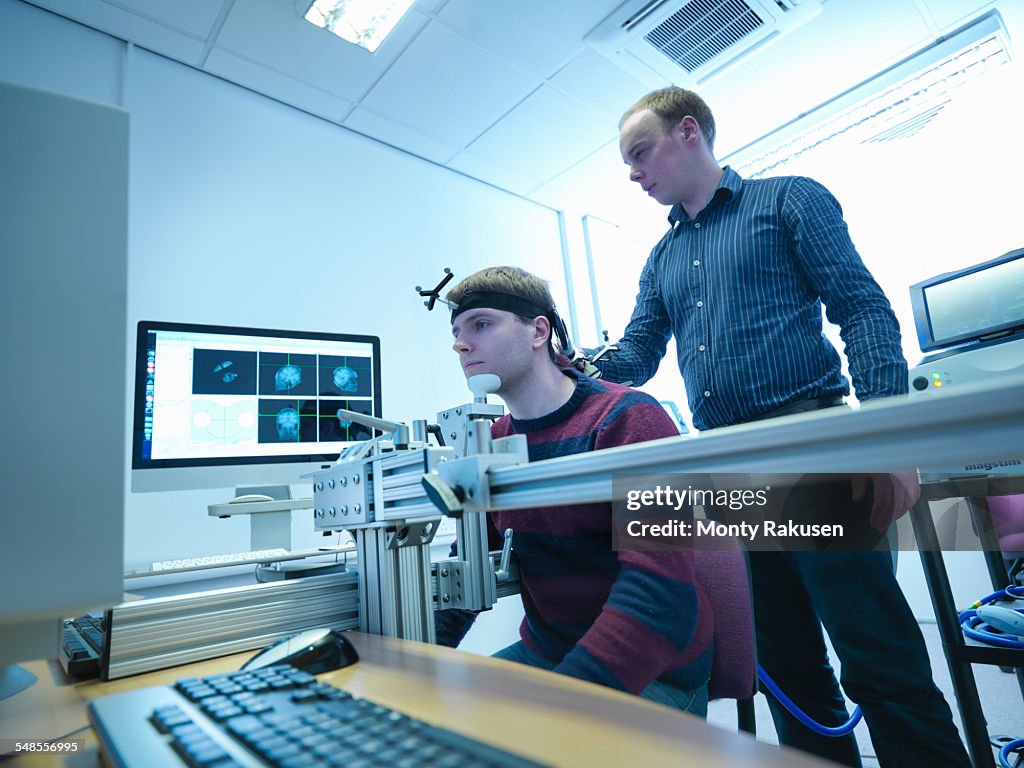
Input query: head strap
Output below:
<box><xmin>449</xmin><ymin>291</ymin><xmax>550</xmax><ymax>324</ymax></box>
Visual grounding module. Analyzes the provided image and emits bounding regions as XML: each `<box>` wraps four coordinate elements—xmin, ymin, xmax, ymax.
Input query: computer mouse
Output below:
<box><xmin>241</xmin><ymin>628</ymin><xmax>359</xmax><ymax>674</ymax></box>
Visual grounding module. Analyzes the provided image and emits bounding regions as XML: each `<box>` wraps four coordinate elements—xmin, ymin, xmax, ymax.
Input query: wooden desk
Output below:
<box><xmin>3</xmin><ymin>632</ymin><xmax>833</xmax><ymax>768</ymax></box>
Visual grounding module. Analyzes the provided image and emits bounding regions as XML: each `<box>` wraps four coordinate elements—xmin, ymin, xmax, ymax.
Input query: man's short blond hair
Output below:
<box><xmin>620</xmin><ymin>86</ymin><xmax>716</xmax><ymax>151</ymax></box>
<box><xmin>447</xmin><ymin>266</ymin><xmax>555</xmax><ymax>315</ymax></box>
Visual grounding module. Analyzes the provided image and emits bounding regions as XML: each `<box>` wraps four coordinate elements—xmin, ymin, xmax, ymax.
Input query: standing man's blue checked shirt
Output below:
<box><xmin>598</xmin><ymin>166</ymin><xmax>908</xmax><ymax>430</ymax></box>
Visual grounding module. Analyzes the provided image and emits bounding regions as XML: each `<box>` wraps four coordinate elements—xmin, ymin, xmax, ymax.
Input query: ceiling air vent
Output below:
<box><xmin>585</xmin><ymin>0</ymin><xmax>822</xmax><ymax>87</ymax></box>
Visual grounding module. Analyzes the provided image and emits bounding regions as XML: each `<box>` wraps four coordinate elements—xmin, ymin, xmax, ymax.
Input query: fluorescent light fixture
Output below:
<box><xmin>304</xmin><ymin>0</ymin><xmax>415</xmax><ymax>53</ymax></box>
<box><xmin>725</xmin><ymin>13</ymin><xmax>1010</xmax><ymax>179</ymax></box>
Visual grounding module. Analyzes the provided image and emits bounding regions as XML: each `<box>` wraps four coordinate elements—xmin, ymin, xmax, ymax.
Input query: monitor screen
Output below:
<box><xmin>132</xmin><ymin>321</ymin><xmax>382</xmax><ymax>492</ymax></box>
<box><xmin>910</xmin><ymin>248</ymin><xmax>1024</xmax><ymax>352</ymax></box>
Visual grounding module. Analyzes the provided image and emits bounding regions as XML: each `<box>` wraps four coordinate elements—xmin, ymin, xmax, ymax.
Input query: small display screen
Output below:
<box><xmin>924</xmin><ymin>256</ymin><xmax>1024</xmax><ymax>345</ymax></box>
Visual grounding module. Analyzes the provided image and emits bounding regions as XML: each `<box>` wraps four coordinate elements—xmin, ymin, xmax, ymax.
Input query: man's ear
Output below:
<box><xmin>678</xmin><ymin>115</ymin><xmax>699</xmax><ymax>143</ymax></box>
<box><xmin>530</xmin><ymin>316</ymin><xmax>552</xmax><ymax>351</ymax></box>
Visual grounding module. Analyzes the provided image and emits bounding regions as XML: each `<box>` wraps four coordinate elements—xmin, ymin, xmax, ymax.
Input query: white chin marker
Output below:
<box><xmin>468</xmin><ymin>374</ymin><xmax>501</xmax><ymax>402</ymax></box>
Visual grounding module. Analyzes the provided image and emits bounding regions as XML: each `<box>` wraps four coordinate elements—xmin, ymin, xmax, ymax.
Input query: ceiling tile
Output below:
<box><xmin>412</xmin><ymin>0</ymin><xmax>450</xmax><ymax>12</ymax></box>
<box><xmin>466</xmin><ymin>84</ymin><xmax>616</xmax><ymax>186</ymax></box>
<box><xmin>359</xmin><ymin>20</ymin><xmax>538</xmax><ymax>146</ymax></box>
<box><xmin>915</xmin><ymin>0</ymin><xmax>1000</xmax><ymax>32</ymax></box>
<box><xmin>549</xmin><ymin>48</ymin><xmax>653</xmax><ymax>122</ymax></box>
<box><xmin>204</xmin><ymin>47</ymin><xmax>354</xmax><ymax>124</ymax></box>
<box><xmin>214</xmin><ymin>0</ymin><xmax>430</xmax><ymax>101</ymax></box>
<box><xmin>102</xmin><ymin>0</ymin><xmax>226</xmax><ymax>38</ymax></box>
<box><xmin>344</xmin><ymin>106</ymin><xmax>459</xmax><ymax>164</ymax></box>
<box><xmin>24</xmin><ymin>0</ymin><xmax>206</xmax><ymax>64</ymax></box>
<box><xmin>437</xmin><ymin>0</ymin><xmax>625</xmax><ymax>79</ymax></box>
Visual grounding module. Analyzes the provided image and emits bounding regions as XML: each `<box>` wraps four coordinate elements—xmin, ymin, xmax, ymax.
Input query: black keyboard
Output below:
<box><xmin>88</xmin><ymin>663</ymin><xmax>550</xmax><ymax>768</ymax></box>
<box><xmin>60</xmin><ymin>614</ymin><xmax>106</xmax><ymax>678</ymax></box>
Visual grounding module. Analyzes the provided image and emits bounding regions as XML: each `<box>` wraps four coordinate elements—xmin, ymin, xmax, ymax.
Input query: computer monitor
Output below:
<box><xmin>909</xmin><ymin>247</ymin><xmax>1024</xmax><ymax>352</ymax></box>
<box><xmin>1</xmin><ymin>81</ymin><xmax>127</xmax><ymax>694</ymax></box>
<box><xmin>131</xmin><ymin>321</ymin><xmax>382</xmax><ymax>493</ymax></box>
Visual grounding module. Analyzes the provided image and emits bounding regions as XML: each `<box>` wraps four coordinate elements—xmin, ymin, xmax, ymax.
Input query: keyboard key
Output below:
<box><xmin>151</xmin><ymin>548</ymin><xmax>291</xmax><ymax>572</ymax></box>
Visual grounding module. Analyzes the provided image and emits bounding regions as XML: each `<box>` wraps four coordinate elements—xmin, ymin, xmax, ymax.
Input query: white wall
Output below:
<box><xmin>0</xmin><ymin>1</ymin><xmax>564</xmax><ymax>572</ymax></box>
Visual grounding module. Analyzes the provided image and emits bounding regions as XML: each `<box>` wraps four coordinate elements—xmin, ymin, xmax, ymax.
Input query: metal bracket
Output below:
<box><xmin>433</xmin><ymin>434</ymin><xmax>529</xmax><ymax>514</ymax></box>
<box><xmin>435</xmin><ymin>559</ymin><xmax>469</xmax><ymax>609</ymax></box>
<box><xmin>386</xmin><ymin>519</ymin><xmax>441</xmax><ymax>550</ymax></box>
<box><xmin>436</xmin><ymin>403</ymin><xmax>504</xmax><ymax>459</ymax></box>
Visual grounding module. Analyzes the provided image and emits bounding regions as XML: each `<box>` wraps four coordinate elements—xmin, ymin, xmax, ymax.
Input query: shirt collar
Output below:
<box><xmin>667</xmin><ymin>165</ymin><xmax>742</xmax><ymax>225</ymax></box>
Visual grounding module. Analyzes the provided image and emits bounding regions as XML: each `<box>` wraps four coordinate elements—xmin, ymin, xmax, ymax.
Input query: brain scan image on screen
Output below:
<box><xmin>275</xmin><ymin>407</ymin><xmax>299</xmax><ymax>441</ymax></box>
<box><xmin>319</xmin><ymin>355</ymin><xmax>373</xmax><ymax>397</ymax></box>
<box><xmin>332</xmin><ymin>366</ymin><xmax>359</xmax><ymax>393</ymax></box>
<box><xmin>258</xmin><ymin>398</ymin><xmax>317</xmax><ymax>443</ymax></box>
<box><xmin>192</xmin><ymin>349</ymin><xmax>257</xmax><ymax>395</ymax></box>
<box><xmin>259</xmin><ymin>352</ymin><xmax>316</xmax><ymax>396</ymax></box>
<box><xmin>318</xmin><ymin>398</ymin><xmax>373</xmax><ymax>441</ymax></box>
<box><xmin>214</xmin><ymin>361</ymin><xmax>238</xmax><ymax>383</ymax></box>
<box><xmin>275</xmin><ymin>364</ymin><xmax>302</xmax><ymax>393</ymax></box>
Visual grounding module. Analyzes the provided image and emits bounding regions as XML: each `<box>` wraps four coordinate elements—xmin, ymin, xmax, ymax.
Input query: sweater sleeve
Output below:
<box><xmin>551</xmin><ymin>394</ymin><xmax>705</xmax><ymax>694</ymax></box>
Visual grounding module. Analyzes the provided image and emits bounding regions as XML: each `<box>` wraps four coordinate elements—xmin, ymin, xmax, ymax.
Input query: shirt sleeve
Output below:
<box><xmin>551</xmin><ymin>396</ymin><xmax>704</xmax><ymax>693</ymax></box>
<box><xmin>594</xmin><ymin>251</ymin><xmax>674</xmax><ymax>388</ymax></box>
<box><xmin>783</xmin><ymin>177</ymin><xmax>909</xmax><ymax>399</ymax></box>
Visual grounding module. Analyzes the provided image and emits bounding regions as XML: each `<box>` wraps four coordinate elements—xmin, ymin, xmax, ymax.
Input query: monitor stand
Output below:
<box><xmin>0</xmin><ymin>664</ymin><xmax>37</xmax><ymax>701</ymax></box>
<box><xmin>205</xmin><ymin>486</ymin><xmax>350</xmax><ymax>582</ymax></box>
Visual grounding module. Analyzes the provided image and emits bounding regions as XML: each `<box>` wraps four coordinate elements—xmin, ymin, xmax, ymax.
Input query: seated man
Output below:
<box><xmin>435</xmin><ymin>265</ymin><xmax>713</xmax><ymax>715</ymax></box>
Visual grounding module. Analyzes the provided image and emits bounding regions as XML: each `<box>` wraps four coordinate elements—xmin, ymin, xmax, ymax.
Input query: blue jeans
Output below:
<box><xmin>492</xmin><ymin>640</ymin><xmax>709</xmax><ymax>717</ymax></box>
<box><xmin>749</xmin><ymin>481</ymin><xmax>969</xmax><ymax>767</ymax></box>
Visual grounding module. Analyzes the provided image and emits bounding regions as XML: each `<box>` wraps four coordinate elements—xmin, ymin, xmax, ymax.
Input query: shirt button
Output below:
<box><xmin>694</xmin><ymin>222</ymin><xmax>701</xmax><ymax>229</ymax></box>
<box><xmin>693</xmin><ymin>260</ymin><xmax>700</xmax><ymax>267</ymax></box>
<box><xmin>703</xmin><ymin>391</ymin><xmax>711</xmax><ymax>397</ymax></box>
<box><xmin>699</xmin><ymin>344</ymin><xmax>706</xmax><ymax>351</ymax></box>
<box><xmin>696</xmin><ymin>300</ymin><xmax>704</xmax><ymax>308</ymax></box>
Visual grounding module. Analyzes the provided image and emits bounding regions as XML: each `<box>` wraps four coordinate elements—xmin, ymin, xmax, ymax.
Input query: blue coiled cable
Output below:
<box><xmin>1000</xmin><ymin>737</ymin><xmax>1024</xmax><ymax>768</ymax></box>
<box><xmin>757</xmin><ymin>664</ymin><xmax>863</xmax><ymax>737</ymax></box>
<box><xmin>960</xmin><ymin>585</ymin><xmax>1024</xmax><ymax>767</ymax></box>
<box><xmin>958</xmin><ymin>585</ymin><xmax>1024</xmax><ymax>650</ymax></box>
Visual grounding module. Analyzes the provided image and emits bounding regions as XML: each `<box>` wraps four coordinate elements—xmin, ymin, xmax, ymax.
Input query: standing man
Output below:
<box><xmin>597</xmin><ymin>87</ymin><xmax>968</xmax><ymax>766</ymax></box>
<box><xmin>436</xmin><ymin>265</ymin><xmax>713</xmax><ymax>715</ymax></box>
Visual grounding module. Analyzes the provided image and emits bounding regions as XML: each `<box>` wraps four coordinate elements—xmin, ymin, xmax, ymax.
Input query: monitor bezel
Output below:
<box><xmin>131</xmin><ymin>320</ymin><xmax>382</xmax><ymax>475</ymax></box>
<box><xmin>909</xmin><ymin>247</ymin><xmax>1024</xmax><ymax>352</ymax></box>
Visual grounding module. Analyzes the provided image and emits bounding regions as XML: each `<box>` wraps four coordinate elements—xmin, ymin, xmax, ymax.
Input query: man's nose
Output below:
<box><xmin>629</xmin><ymin>165</ymin><xmax>642</xmax><ymax>182</ymax></box>
<box><xmin>452</xmin><ymin>336</ymin><xmax>469</xmax><ymax>353</ymax></box>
